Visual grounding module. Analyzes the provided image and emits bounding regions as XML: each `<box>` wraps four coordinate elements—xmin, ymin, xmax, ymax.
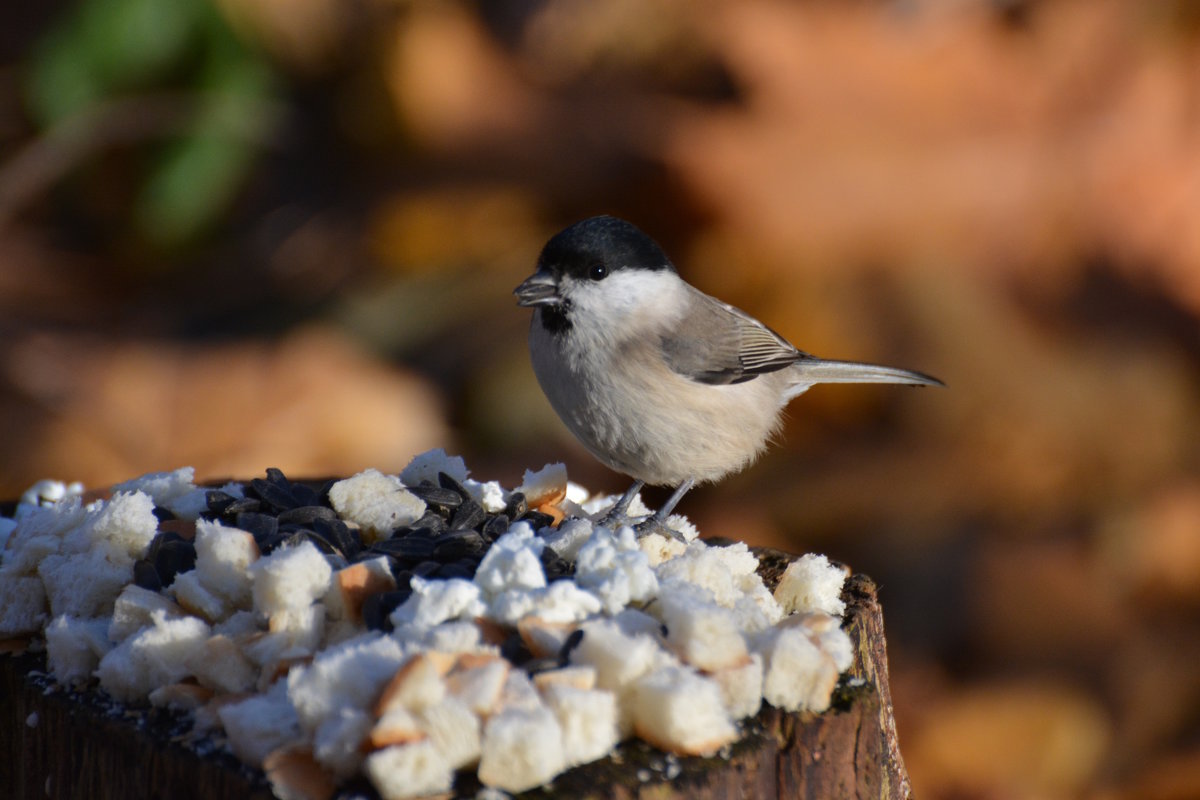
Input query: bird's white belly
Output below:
<box><xmin>530</xmin><ymin>320</ymin><xmax>789</xmax><ymax>486</ymax></box>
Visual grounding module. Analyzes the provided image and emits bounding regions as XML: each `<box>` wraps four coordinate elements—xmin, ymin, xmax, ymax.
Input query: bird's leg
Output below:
<box><xmin>634</xmin><ymin>478</ymin><xmax>695</xmax><ymax>542</ymax></box>
<box><xmin>597</xmin><ymin>479</ymin><xmax>645</xmax><ymax>528</ymax></box>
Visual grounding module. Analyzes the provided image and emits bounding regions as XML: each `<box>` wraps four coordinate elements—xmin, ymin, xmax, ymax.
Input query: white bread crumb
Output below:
<box><xmin>656</xmin><ymin>586</ymin><xmax>749</xmax><ymax>671</ymax></box>
<box><xmin>485</xmin><ymin>579</ymin><xmax>601</xmax><ymax>626</ymax></box>
<box><xmin>250</xmin><ymin>541</ymin><xmax>332</xmax><ymax>617</ymax></box>
<box><xmin>445</xmin><ymin>657</ymin><xmax>509</xmax><ymax>716</ymax></box>
<box><xmin>112</xmin><ymin>468</ymin><xmax>194</xmax><ymax>508</ymax></box>
<box><xmin>498</xmin><ymin>669</ymin><xmax>542</xmax><ymax>713</ymax></box>
<box><xmin>532</xmin><ymin>665</ymin><xmax>596</xmax><ymax>693</ymax></box>
<box><xmin>193</xmin><ymin>520</ymin><xmax>258</xmax><ymax>605</ymax></box>
<box><xmin>376</xmin><ymin>652</ymin><xmax>448</xmax><ymax>715</ymax></box>
<box><xmin>218</xmin><ymin>680</ymin><xmax>302</xmax><ymax>768</ymax></box>
<box><xmin>473</xmin><ymin>524</ymin><xmax>546</xmax><ymax>595</ymax></box>
<box><xmin>390</xmin><ymin>577</ymin><xmax>485</xmax><ymax>630</ymax></box>
<box><xmin>401</xmin><ymin>620</ymin><xmax>488</xmax><ymax>654</ymax></box>
<box><xmin>328</xmin><ymin>469</ymin><xmax>426</xmax><ymax>543</ymax></box>
<box><xmin>463</xmin><ymin>479</ymin><xmax>507</xmax><ymax>513</ymax></box>
<box><xmin>516</xmin><ymin>617</ymin><xmax>576</xmax><ymax>660</ymax></box>
<box><xmin>108</xmin><ymin>584</ymin><xmax>185</xmax><ymax>642</ymax></box>
<box><xmin>416</xmin><ymin>695</ymin><xmax>480</xmax><ymax>769</ymax></box>
<box><xmin>654</xmin><ymin>541</ymin><xmax>759</xmax><ymax>609</ymax></box>
<box><xmin>1</xmin><ymin>495</ymin><xmax>86</xmax><ymax>575</ymax></box>
<box><xmin>191</xmin><ymin>633</ymin><xmax>257</xmax><ymax>694</ymax></box>
<box><xmin>399</xmin><ymin>448</ymin><xmax>469</xmax><ymax>487</ymax></box>
<box><xmin>112</xmin><ymin>468</ymin><xmax>222</xmax><ymax>522</ymax></box>
<box><xmin>369</xmin><ymin>706</ymin><xmax>426</xmax><ymax>749</ymax></box>
<box><xmin>516</xmin><ymin>463</ymin><xmax>568</xmax><ymax>510</ymax></box>
<box><xmin>96</xmin><ymin>610</ymin><xmax>210</xmax><ymax>702</ymax></box>
<box><xmin>365</xmin><ymin>740</ymin><xmax>453</xmax><ymax>800</ymax></box>
<box><xmin>478</xmin><ymin>706</ymin><xmax>566</xmax><ymax>792</ymax></box>
<box><xmin>83</xmin><ymin>491</ymin><xmax>159</xmax><ymax>565</ymax></box>
<box><xmin>541</xmin><ymin>684</ymin><xmax>619</xmax><ymax>767</ymax></box>
<box><xmin>262</xmin><ymin>745</ymin><xmax>336</xmax><ymax>800</ymax></box>
<box><xmin>0</xmin><ymin>575</ymin><xmax>47</xmax><ymax>637</ymax></box>
<box><xmin>574</xmin><ymin>526</ymin><xmax>658</xmax><ymax>614</ymax></box>
<box><xmin>569</xmin><ymin>618</ymin><xmax>668</xmax><ymax>693</ymax></box>
<box><xmin>631</xmin><ymin>666</ymin><xmax>737</xmax><ymax>756</ymax></box>
<box><xmin>759</xmin><ymin>624</ymin><xmax>843</xmax><ymax>713</ymax></box>
<box><xmin>773</xmin><ymin>553</ymin><xmax>848</xmax><ymax>617</ymax></box>
<box><xmin>170</xmin><ymin>570</ymin><xmax>229</xmax><ymax>622</ymax></box>
<box><xmin>313</xmin><ymin>707</ymin><xmax>373</xmax><ymax>778</ymax></box>
<box><xmin>324</xmin><ymin>557</ymin><xmax>395</xmax><ymax>622</ymax></box>
<box><xmin>287</xmin><ymin>633</ymin><xmax>407</xmax><ymax>733</ymax></box>
<box><xmin>38</xmin><ymin>551</ymin><xmax>130</xmax><ymax>619</ymax></box>
<box><xmin>45</xmin><ymin>615</ymin><xmax>112</xmax><ymax>684</ymax></box>
<box><xmin>539</xmin><ymin>516</ymin><xmax>593</xmax><ymax>562</ymax></box>
<box><xmin>213</xmin><ymin>608</ymin><xmax>259</xmax><ymax>638</ymax></box>
<box><xmin>148</xmin><ymin>683</ymin><xmax>214</xmax><ymax>711</ymax></box>
<box><xmin>712</xmin><ymin>653</ymin><xmax>764</xmax><ymax>719</ymax></box>
<box><xmin>638</xmin><ymin>531</ymin><xmax>687</xmax><ymax>567</ymax></box>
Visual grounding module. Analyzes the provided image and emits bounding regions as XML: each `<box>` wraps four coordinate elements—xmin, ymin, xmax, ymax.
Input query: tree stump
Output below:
<box><xmin>0</xmin><ymin>554</ymin><xmax>911</xmax><ymax>800</ymax></box>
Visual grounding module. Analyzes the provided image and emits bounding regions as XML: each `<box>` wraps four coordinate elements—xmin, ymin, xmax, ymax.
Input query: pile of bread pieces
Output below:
<box><xmin>0</xmin><ymin>450</ymin><xmax>853</xmax><ymax>799</ymax></box>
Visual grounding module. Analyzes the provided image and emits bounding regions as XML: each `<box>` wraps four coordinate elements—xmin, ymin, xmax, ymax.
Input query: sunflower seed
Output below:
<box><xmin>133</xmin><ymin>559</ymin><xmax>162</xmax><ymax>591</ymax></box>
<box><xmin>369</xmin><ymin>537</ymin><xmax>436</xmax><ymax>561</ymax></box>
<box><xmin>236</xmin><ymin>512</ymin><xmax>279</xmax><ymax>543</ymax></box>
<box><xmin>277</xmin><ymin>505</ymin><xmax>338</xmax><ymax>526</ymax></box>
<box><xmin>504</xmin><ymin>492</ymin><xmax>528</xmax><ymax>520</ymax></box>
<box><xmin>449</xmin><ymin>499</ymin><xmax>486</xmax><ymax>531</ymax></box>
<box><xmin>434</xmin><ymin>561</ymin><xmax>475</xmax><ymax>580</ymax></box>
<box><xmin>406</xmin><ymin>485</ymin><xmax>463</xmax><ymax>512</ymax></box>
<box><xmin>205</xmin><ymin>490</ymin><xmax>238</xmax><ymax>516</ymax></box>
<box><xmin>362</xmin><ymin>590</ymin><xmax>411</xmax><ymax>632</ymax></box>
<box><xmin>433</xmin><ymin>530</ymin><xmax>486</xmax><ymax>560</ymax></box>
<box><xmin>481</xmin><ymin>514</ymin><xmax>510</xmax><ymax>542</ymax></box>
<box><xmin>153</xmin><ymin>539</ymin><xmax>197</xmax><ymax>586</ymax></box>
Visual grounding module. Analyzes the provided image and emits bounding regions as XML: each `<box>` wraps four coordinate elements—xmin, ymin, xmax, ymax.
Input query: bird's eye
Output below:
<box><xmin>589</xmin><ymin>264</ymin><xmax>609</xmax><ymax>281</ymax></box>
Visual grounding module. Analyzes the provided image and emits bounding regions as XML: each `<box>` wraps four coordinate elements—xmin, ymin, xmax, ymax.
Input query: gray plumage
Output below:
<box><xmin>516</xmin><ymin>215</ymin><xmax>941</xmax><ymax>517</ymax></box>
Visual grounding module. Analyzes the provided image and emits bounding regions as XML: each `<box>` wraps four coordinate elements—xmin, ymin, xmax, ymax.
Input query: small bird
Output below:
<box><xmin>515</xmin><ymin>215</ymin><xmax>941</xmax><ymax>536</ymax></box>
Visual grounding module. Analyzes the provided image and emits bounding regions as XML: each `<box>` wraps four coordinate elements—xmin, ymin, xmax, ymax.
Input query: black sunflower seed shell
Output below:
<box><xmin>481</xmin><ymin>514</ymin><xmax>510</xmax><ymax>542</ymax></box>
<box><xmin>313</xmin><ymin>516</ymin><xmax>360</xmax><ymax>559</ymax></box>
<box><xmin>449</xmin><ymin>499</ymin><xmax>486</xmax><ymax>531</ymax></box>
<box><xmin>406</xmin><ymin>485</ymin><xmax>463</xmax><ymax>511</ymax></box>
<box><xmin>432</xmin><ymin>530</ymin><xmax>486</xmax><ymax>560</ymax></box>
<box><xmin>436</xmin><ymin>472</ymin><xmax>471</xmax><ymax>499</ymax></box>
<box><xmin>204</xmin><ymin>490</ymin><xmax>238</xmax><ymax>516</ymax></box>
<box><xmin>559</xmin><ymin>628</ymin><xmax>585</xmax><ymax>662</ymax></box>
<box><xmin>153</xmin><ymin>539</ymin><xmax>197</xmax><ymax>587</ymax></box>
<box><xmin>223</xmin><ymin>497</ymin><xmax>262</xmax><ymax>517</ymax></box>
<box><xmin>362</xmin><ymin>590</ymin><xmax>412</xmax><ymax>632</ymax></box>
<box><xmin>277</xmin><ymin>505</ymin><xmax>339</xmax><ymax>526</ymax></box>
<box><xmin>236</xmin><ymin>511</ymin><xmax>280</xmax><ymax>543</ymax></box>
<box><xmin>412</xmin><ymin>560</ymin><xmax>441</xmax><ymax>578</ymax></box>
<box><xmin>369</xmin><ymin>536</ymin><xmax>436</xmax><ymax>562</ymax></box>
<box><xmin>521</xmin><ymin>510</ymin><xmax>555</xmax><ymax>530</ymax></box>
<box><xmin>501</xmin><ymin>632</ymin><xmax>533</xmax><ymax>665</ymax></box>
<box><xmin>503</xmin><ymin>492</ymin><xmax>528</xmax><ymax>520</ymax></box>
<box><xmin>249</xmin><ymin>477</ymin><xmax>301</xmax><ymax>512</ymax></box>
<box><xmin>433</xmin><ymin>561</ymin><xmax>476</xmax><ymax>580</ymax></box>
<box><xmin>133</xmin><ymin>558</ymin><xmax>163</xmax><ymax>592</ymax></box>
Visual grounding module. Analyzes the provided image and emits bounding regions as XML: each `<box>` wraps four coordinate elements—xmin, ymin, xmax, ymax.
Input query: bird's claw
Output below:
<box><xmin>633</xmin><ymin>515</ymin><xmax>689</xmax><ymax>543</ymax></box>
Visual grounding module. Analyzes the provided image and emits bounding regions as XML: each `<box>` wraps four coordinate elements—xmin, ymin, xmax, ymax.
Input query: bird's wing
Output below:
<box><xmin>660</xmin><ymin>290</ymin><xmax>803</xmax><ymax>385</ymax></box>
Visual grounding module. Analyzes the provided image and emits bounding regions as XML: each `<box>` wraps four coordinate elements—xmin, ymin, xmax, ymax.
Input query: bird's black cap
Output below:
<box><xmin>537</xmin><ymin>215</ymin><xmax>675</xmax><ymax>280</ymax></box>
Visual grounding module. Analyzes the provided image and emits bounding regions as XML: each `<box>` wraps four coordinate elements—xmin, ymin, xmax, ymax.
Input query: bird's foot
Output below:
<box><xmin>595</xmin><ymin>479</ymin><xmax>645</xmax><ymax>530</ymax></box>
<box><xmin>633</xmin><ymin>514</ymin><xmax>689</xmax><ymax>544</ymax></box>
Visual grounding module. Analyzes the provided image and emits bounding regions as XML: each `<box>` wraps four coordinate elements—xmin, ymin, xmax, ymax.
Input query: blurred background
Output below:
<box><xmin>2</xmin><ymin>0</ymin><xmax>1199</xmax><ymax>796</ymax></box>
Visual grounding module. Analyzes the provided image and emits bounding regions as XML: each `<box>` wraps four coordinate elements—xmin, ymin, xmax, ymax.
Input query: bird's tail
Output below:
<box><xmin>787</xmin><ymin>357</ymin><xmax>943</xmax><ymax>393</ymax></box>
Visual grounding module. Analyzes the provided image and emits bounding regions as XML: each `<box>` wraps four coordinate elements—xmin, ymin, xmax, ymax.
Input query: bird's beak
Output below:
<box><xmin>514</xmin><ymin>269</ymin><xmax>560</xmax><ymax>307</ymax></box>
